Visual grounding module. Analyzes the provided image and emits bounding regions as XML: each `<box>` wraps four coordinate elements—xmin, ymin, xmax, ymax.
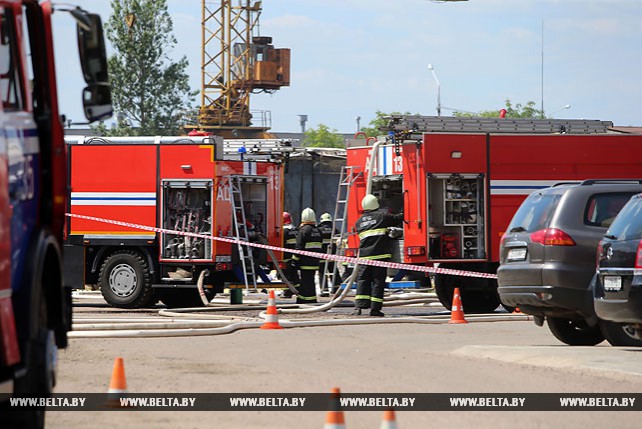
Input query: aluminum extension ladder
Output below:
<box><xmin>229</xmin><ymin>176</ymin><xmax>257</xmax><ymax>291</ymax></box>
<box><xmin>321</xmin><ymin>166</ymin><xmax>362</xmax><ymax>293</ymax></box>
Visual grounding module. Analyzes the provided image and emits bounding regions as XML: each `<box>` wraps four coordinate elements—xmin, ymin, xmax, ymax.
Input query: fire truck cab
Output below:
<box><xmin>64</xmin><ymin>136</ymin><xmax>291</xmax><ymax>309</ymax></box>
<box><xmin>0</xmin><ymin>2</ymin><xmax>111</xmax><ymax>426</ymax></box>
<box><xmin>345</xmin><ymin>116</ymin><xmax>642</xmax><ymax>313</ymax></box>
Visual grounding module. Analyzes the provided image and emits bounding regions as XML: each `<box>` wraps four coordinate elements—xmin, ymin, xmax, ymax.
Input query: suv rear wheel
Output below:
<box><xmin>599</xmin><ymin>320</ymin><xmax>642</xmax><ymax>346</ymax></box>
<box><xmin>547</xmin><ymin>317</ymin><xmax>604</xmax><ymax>346</ymax></box>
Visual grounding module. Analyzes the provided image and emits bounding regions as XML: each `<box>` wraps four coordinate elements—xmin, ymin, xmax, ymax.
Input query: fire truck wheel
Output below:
<box><xmin>158</xmin><ymin>289</ymin><xmax>215</xmax><ymax>309</ymax></box>
<box><xmin>99</xmin><ymin>250</ymin><xmax>155</xmax><ymax>308</ymax></box>
<box><xmin>547</xmin><ymin>317</ymin><xmax>605</xmax><ymax>346</ymax></box>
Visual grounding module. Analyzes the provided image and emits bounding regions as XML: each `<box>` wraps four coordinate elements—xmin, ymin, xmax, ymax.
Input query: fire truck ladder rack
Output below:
<box><xmin>221</xmin><ymin>139</ymin><xmax>299</xmax><ymax>162</ymax></box>
<box><xmin>321</xmin><ymin>166</ymin><xmax>362</xmax><ymax>293</ymax></box>
<box><xmin>382</xmin><ymin>115</ymin><xmax>614</xmax><ymax>136</ymax></box>
<box><xmin>229</xmin><ymin>176</ymin><xmax>257</xmax><ymax>292</ymax></box>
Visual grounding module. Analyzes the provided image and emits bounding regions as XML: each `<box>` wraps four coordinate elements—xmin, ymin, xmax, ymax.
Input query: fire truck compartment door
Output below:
<box><xmin>423</xmin><ymin>134</ymin><xmax>487</xmax><ymax>173</ymax></box>
<box><xmin>160</xmin><ymin>144</ymin><xmax>216</xmax><ymax>179</ymax></box>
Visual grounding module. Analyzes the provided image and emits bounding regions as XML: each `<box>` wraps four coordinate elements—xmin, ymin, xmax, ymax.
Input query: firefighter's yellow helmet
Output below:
<box><xmin>361</xmin><ymin>194</ymin><xmax>379</xmax><ymax>211</ymax></box>
<box><xmin>301</xmin><ymin>207</ymin><xmax>316</xmax><ymax>223</ymax></box>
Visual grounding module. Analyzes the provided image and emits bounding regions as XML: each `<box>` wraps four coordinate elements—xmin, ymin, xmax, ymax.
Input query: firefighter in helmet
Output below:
<box><xmin>317</xmin><ymin>212</ymin><xmax>341</xmax><ymax>293</ymax></box>
<box><xmin>291</xmin><ymin>207</ymin><xmax>322</xmax><ymax>303</ymax></box>
<box><xmin>281</xmin><ymin>211</ymin><xmax>299</xmax><ymax>298</ymax></box>
<box><xmin>353</xmin><ymin>194</ymin><xmax>403</xmax><ymax>317</ymax></box>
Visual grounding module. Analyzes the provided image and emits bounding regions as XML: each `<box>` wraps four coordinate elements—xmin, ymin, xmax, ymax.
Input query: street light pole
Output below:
<box><xmin>428</xmin><ymin>64</ymin><xmax>441</xmax><ymax>116</ymax></box>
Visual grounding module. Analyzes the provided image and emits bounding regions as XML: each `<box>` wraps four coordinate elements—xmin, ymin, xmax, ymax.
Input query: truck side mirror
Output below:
<box><xmin>83</xmin><ymin>83</ymin><xmax>113</xmax><ymax>122</ymax></box>
<box><xmin>72</xmin><ymin>9</ymin><xmax>112</xmax><ymax>122</ymax></box>
<box><xmin>75</xmin><ymin>12</ymin><xmax>109</xmax><ymax>84</ymax></box>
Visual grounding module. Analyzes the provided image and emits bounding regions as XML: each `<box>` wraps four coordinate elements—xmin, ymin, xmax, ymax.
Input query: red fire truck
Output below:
<box><xmin>344</xmin><ymin>116</ymin><xmax>642</xmax><ymax>313</ymax></box>
<box><xmin>0</xmin><ymin>1</ymin><xmax>111</xmax><ymax>426</ymax></box>
<box><xmin>64</xmin><ymin>136</ymin><xmax>291</xmax><ymax>308</ymax></box>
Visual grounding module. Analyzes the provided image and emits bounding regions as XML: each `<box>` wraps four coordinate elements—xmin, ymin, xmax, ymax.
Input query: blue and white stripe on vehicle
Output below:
<box><xmin>70</xmin><ymin>192</ymin><xmax>157</xmax><ymax>206</ymax></box>
<box><xmin>376</xmin><ymin>145</ymin><xmax>394</xmax><ymax>176</ymax></box>
<box><xmin>490</xmin><ymin>180</ymin><xmax>571</xmax><ymax>195</ymax></box>
<box><xmin>243</xmin><ymin>162</ymin><xmax>257</xmax><ymax>175</ymax></box>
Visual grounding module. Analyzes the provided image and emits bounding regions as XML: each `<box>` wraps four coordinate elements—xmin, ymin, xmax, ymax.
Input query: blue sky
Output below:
<box><xmin>54</xmin><ymin>0</ymin><xmax>642</xmax><ymax>133</ymax></box>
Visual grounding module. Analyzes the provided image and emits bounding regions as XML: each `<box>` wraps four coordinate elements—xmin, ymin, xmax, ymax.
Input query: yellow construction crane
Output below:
<box><xmin>187</xmin><ymin>0</ymin><xmax>290</xmax><ymax>138</ymax></box>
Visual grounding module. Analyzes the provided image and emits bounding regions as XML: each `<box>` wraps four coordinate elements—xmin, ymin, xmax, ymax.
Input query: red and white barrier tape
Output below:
<box><xmin>65</xmin><ymin>213</ymin><xmax>498</xmax><ymax>279</ymax></box>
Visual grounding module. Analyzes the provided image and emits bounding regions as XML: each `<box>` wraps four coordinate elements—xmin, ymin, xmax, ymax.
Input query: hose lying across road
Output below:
<box><xmin>69</xmin><ymin>286</ymin><xmax>531</xmax><ymax>338</ymax></box>
<box><xmin>70</xmin><ymin>314</ymin><xmax>530</xmax><ymax>338</ymax></box>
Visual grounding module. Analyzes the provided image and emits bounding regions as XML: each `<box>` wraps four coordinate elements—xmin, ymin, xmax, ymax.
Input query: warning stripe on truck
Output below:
<box><xmin>490</xmin><ymin>180</ymin><xmax>572</xmax><ymax>195</ymax></box>
<box><xmin>70</xmin><ymin>192</ymin><xmax>157</xmax><ymax>206</ymax></box>
<box><xmin>65</xmin><ymin>213</ymin><xmax>498</xmax><ymax>280</ymax></box>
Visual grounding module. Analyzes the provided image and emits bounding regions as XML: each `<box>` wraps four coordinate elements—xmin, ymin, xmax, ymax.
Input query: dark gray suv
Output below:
<box><xmin>595</xmin><ymin>193</ymin><xmax>642</xmax><ymax>337</ymax></box>
<box><xmin>498</xmin><ymin>180</ymin><xmax>642</xmax><ymax>346</ymax></box>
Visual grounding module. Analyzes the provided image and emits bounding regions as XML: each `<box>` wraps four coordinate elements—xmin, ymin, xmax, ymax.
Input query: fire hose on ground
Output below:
<box><xmin>69</xmin><ymin>313</ymin><xmax>531</xmax><ymax>338</ymax></box>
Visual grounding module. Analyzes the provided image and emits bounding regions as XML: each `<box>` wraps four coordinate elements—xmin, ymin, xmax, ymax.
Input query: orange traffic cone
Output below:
<box><xmin>261</xmin><ymin>290</ymin><xmax>283</xmax><ymax>329</ymax></box>
<box><xmin>107</xmin><ymin>357</ymin><xmax>128</xmax><ymax>406</ymax></box>
<box><xmin>380</xmin><ymin>408</ymin><xmax>398</xmax><ymax>429</ymax></box>
<box><xmin>324</xmin><ymin>387</ymin><xmax>346</xmax><ymax>429</ymax></box>
<box><xmin>512</xmin><ymin>306</ymin><xmax>522</xmax><ymax>314</ymax></box>
<box><xmin>449</xmin><ymin>287</ymin><xmax>468</xmax><ymax>324</ymax></box>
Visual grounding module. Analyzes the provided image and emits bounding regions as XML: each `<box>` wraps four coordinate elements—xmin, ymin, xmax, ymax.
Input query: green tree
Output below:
<box><xmin>453</xmin><ymin>99</ymin><xmax>545</xmax><ymax>119</ymax></box>
<box><xmin>94</xmin><ymin>0</ymin><xmax>197</xmax><ymax>136</ymax></box>
<box><xmin>360</xmin><ymin>110</ymin><xmax>415</xmax><ymax>137</ymax></box>
<box><xmin>302</xmin><ymin>124</ymin><xmax>344</xmax><ymax>148</ymax></box>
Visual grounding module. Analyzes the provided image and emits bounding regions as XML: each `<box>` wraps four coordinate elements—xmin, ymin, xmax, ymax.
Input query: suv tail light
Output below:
<box><xmin>635</xmin><ymin>240</ymin><xmax>642</xmax><ymax>269</ymax></box>
<box><xmin>596</xmin><ymin>241</ymin><xmax>603</xmax><ymax>267</ymax></box>
<box><xmin>529</xmin><ymin>228</ymin><xmax>576</xmax><ymax>246</ymax></box>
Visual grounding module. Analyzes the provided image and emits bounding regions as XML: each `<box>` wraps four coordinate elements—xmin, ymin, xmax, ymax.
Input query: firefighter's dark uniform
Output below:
<box><xmin>292</xmin><ymin>223</ymin><xmax>322</xmax><ymax>303</ymax></box>
<box><xmin>354</xmin><ymin>209</ymin><xmax>404</xmax><ymax>313</ymax></box>
<box><xmin>318</xmin><ymin>220</ymin><xmax>340</xmax><ymax>292</ymax></box>
<box><xmin>282</xmin><ymin>222</ymin><xmax>300</xmax><ymax>295</ymax></box>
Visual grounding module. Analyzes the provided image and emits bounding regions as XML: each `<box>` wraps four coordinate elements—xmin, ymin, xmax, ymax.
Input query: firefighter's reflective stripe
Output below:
<box><xmin>284</xmin><ymin>237</ymin><xmax>297</xmax><ymax>261</ymax></box>
<box><xmin>358</xmin><ymin>228</ymin><xmax>388</xmax><ymax>240</ymax></box>
<box><xmin>300</xmin><ymin>265</ymin><xmax>318</xmax><ymax>271</ymax></box>
<box><xmin>298</xmin><ymin>295</ymin><xmax>317</xmax><ymax>301</ymax></box>
<box><xmin>305</xmin><ymin>242</ymin><xmax>322</xmax><ymax>250</ymax></box>
<box><xmin>371</xmin><ymin>296</ymin><xmax>384</xmax><ymax>303</ymax></box>
<box><xmin>361</xmin><ymin>253</ymin><xmax>392</xmax><ymax>260</ymax></box>
<box><xmin>355</xmin><ymin>294</ymin><xmax>371</xmax><ymax>300</ymax></box>
<box><xmin>292</xmin><ymin>255</ymin><xmax>300</xmax><ymax>260</ymax></box>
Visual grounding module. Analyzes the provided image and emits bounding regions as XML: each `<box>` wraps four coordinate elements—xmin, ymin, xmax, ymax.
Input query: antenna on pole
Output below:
<box><xmin>541</xmin><ymin>20</ymin><xmax>544</xmax><ymax>118</ymax></box>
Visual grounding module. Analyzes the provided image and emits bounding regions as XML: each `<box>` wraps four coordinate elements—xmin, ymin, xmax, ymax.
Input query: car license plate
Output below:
<box><xmin>507</xmin><ymin>248</ymin><xmax>527</xmax><ymax>261</ymax></box>
<box><xmin>603</xmin><ymin>276</ymin><xmax>622</xmax><ymax>292</ymax></box>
